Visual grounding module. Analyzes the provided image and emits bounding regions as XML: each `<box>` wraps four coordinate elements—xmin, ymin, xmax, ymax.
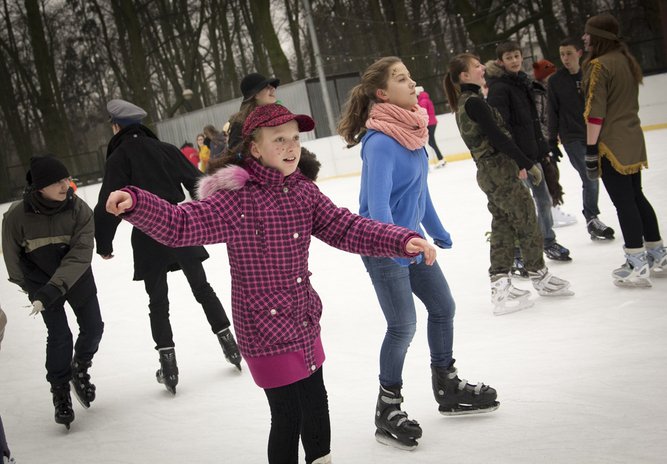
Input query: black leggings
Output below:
<box><xmin>600</xmin><ymin>157</ymin><xmax>661</xmax><ymax>249</ymax></box>
<box><xmin>264</xmin><ymin>368</ymin><xmax>331</xmax><ymax>464</ymax></box>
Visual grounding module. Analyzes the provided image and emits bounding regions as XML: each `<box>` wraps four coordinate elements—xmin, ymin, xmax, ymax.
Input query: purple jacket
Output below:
<box><xmin>121</xmin><ymin>160</ymin><xmax>420</xmax><ymax>388</ymax></box>
<box><xmin>418</xmin><ymin>92</ymin><xmax>437</xmax><ymax>126</ymax></box>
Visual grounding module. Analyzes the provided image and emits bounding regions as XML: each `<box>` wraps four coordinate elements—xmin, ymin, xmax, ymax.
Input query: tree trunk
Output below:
<box><xmin>249</xmin><ymin>0</ymin><xmax>293</xmax><ymax>82</ymax></box>
<box><xmin>24</xmin><ymin>0</ymin><xmax>73</xmax><ymax>156</ymax></box>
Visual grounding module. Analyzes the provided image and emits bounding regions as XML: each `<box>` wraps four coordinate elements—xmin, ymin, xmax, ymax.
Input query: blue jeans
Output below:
<box><xmin>523</xmin><ymin>163</ymin><xmax>556</xmax><ymax>247</ymax></box>
<box><xmin>563</xmin><ymin>140</ymin><xmax>600</xmax><ymax>221</ymax></box>
<box><xmin>361</xmin><ymin>256</ymin><xmax>455</xmax><ymax>387</ymax></box>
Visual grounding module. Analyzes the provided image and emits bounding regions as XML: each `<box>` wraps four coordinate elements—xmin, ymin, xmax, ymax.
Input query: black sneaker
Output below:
<box><xmin>544</xmin><ymin>242</ymin><xmax>572</xmax><ymax>261</ymax></box>
<box><xmin>587</xmin><ymin>217</ymin><xmax>615</xmax><ymax>240</ymax></box>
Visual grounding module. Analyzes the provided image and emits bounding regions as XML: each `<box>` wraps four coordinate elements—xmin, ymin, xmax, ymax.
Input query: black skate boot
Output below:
<box><xmin>216</xmin><ymin>328</ymin><xmax>242</xmax><ymax>371</ymax></box>
<box><xmin>544</xmin><ymin>242</ymin><xmax>572</xmax><ymax>261</ymax></box>
<box><xmin>374</xmin><ymin>385</ymin><xmax>422</xmax><ymax>451</ymax></box>
<box><xmin>156</xmin><ymin>347</ymin><xmax>179</xmax><ymax>395</ymax></box>
<box><xmin>51</xmin><ymin>383</ymin><xmax>75</xmax><ymax>430</ymax></box>
<box><xmin>431</xmin><ymin>362</ymin><xmax>499</xmax><ymax>416</ymax></box>
<box><xmin>587</xmin><ymin>217</ymin><xmax>615</xmax><ymax>240</ymax></box>
<box><xmin>70</xmin><ymin>358</ymin><xmax>96</xmax><ymax>408</ymax></box>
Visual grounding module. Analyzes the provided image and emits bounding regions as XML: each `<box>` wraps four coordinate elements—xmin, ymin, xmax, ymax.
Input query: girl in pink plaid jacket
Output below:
<box><xmin>106</xmin><ymin>103</ymin><xmax>436</xmax><ymax>464</ymax></box>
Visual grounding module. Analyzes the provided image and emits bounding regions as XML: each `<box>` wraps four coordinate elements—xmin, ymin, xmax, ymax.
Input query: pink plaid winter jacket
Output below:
<box><xmin>120</xmin><ymin>160</ymin><xmax>420</xmax><ymax>385</ymax></box>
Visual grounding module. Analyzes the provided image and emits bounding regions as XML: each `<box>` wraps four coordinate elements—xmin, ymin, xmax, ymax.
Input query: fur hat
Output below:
<box><xmin>241</xmin><ymin>73</ymin><xmax>280</xmax><ymax>103</ymax></box>
<box><xmin>242</xmin><ymin>104</ymin><xmax>315</xmax><ymax>138</ymax></box>
<box><xmin>26</xmin><ymin>155</ymin><xmax>70</xmax><ymax>189</ymax></box>
<box><xmin>533</xmin><ymin>59</ymin><xmax>556</xmax><ymax>81</ymax></box>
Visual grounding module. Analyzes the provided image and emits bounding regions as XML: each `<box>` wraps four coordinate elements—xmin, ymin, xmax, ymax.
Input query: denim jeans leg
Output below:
<box><xmin>524</xmin><ymin>163</ymin><xmax>556</xmax><ymax>247</ymax></box>
<box><xmin>563</xmin><ymin>140</ymin><xmax>600</xmax><ymax>220</ymax></box>
<box><xmin>408</xmin><ymin>260</ymin><xmax>455</xmax><ymax>368</ymax></box>
<box><xmin>362</xmin><ymin>256</ymin><xmax>417</xmax><ymax>387</ymax></box>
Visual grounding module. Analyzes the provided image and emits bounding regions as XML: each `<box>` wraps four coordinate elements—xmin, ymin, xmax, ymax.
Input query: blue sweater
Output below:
<box><xmin>359</xmin><ymin>129</ymin><xmax>452</xmax><ymax>266</ymax></box>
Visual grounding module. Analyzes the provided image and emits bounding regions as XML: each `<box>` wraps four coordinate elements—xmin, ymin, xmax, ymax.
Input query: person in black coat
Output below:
<box><xmin>486</xmin><ymin>42</ymin><xmax>571</xmax><ymax>262</ymax></box>
<box><xmin>94</xmin><ymin>99</ymin><xmax>242</xmax><ymax>394</ymax></box>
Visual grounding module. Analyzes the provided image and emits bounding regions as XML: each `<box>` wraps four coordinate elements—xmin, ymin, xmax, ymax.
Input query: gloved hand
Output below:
<box><xmin>528</xmin><ymin>164</ymin><xmax>543</xmax><ymax>186</ymax></box>
<box><xmin>33</xmin><ymin>284</ymin><xmax>62</xmax><ymax>311</ymax></box>
<box><xmin>586</xmin><ymin>144</ymin><xmax>600</xmax><ymax>180</ymax></box>
<box><xmin>548</xmin><ymin>140</ymin><xmax>563</xmax><ymax>162</ymax></box>
<box><xmin>29</xmin><ymin>300</ymin><xmax>44</xmax><ymax>316</ymax></box>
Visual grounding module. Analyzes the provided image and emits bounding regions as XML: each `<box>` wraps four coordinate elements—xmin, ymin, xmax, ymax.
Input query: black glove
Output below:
<box><xmin>548</xmin><ymin>140</ymin><xmax>563</xmax><ymax>162</ymax></box>
<box><xmin>33</xmin><ymin>284</ymin><xmax>63</xmax><ymax>310</ymax></box>
<box><xmin>586</xmin><ymin>144</ymin><xmax>600</xmax><ymax>180</ymax></box>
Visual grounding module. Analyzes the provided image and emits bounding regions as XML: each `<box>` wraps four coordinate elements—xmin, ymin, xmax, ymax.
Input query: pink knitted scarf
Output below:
<box><xmin>365</xmin><ymin>103</ymin><xmax>429</xmax><ymax>150</ymax></box>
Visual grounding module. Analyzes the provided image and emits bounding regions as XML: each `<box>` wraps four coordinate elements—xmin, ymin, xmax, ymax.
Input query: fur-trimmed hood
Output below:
<box><xmin>196</xmin><ymin>165</ymin><xmax>250</xmax><ymax>199</ymax></box>
<box><xmin>484</xmin><ymin>60</ymin><xmax>505</xmax><ymax>79</ymax></box>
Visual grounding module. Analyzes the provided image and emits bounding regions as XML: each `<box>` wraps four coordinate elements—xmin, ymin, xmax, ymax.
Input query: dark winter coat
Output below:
<box><xmin>2</xmin><ymin>189</ymin><xmax>97</xmax><ymax>308</ymax></box>
<box><xmin>94</xmin><ymin>124</ymin><xmax>209</xmax><ymax>280</ymax></box>
<box><xmin>119</xmin><ymin>159</ymin><xmax>420</xmax><ymax>387</ymax></box>
<box><xmin>547</xmin><ymin>68</ymin><xmax>586</xmax><ymax>145</ymax></box>
<box><xmin>486</xmin><ymin>62</ymin><xmax>550</xmax><ymax>161</ymax></box>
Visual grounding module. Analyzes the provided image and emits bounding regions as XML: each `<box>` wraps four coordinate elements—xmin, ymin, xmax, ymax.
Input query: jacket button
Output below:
<box><xmin>270</xmin><ymin>309</ymin><xmax>277</xmax><ymax>315</ymax></box>
<box><xmin>302</xmin><ymin>321</ymin><xmax>308</xmax><ymax>327</ymax></box>
<box><xmin>310</xmin><ymin>364</ymin><xmax>317</xmax><ymax>371</ymax></box>
<box><xmin>296</xmin><ymin>277</ymin><xmax>302</xmax><ymax>283</ymax></box>
<box><xmin>241</xmin><ymin>213</ymin><xmax>245</xmax><ymax>218</ymax></box>
<box><xmin>283</xmin><ymin>187</ymin><xmax>289</xmax><ymax>193</ymax></box>
<box><xmin>293</xmin><ymin>232</ymin><xmax>299</xmax><ymax>239</ymax></box>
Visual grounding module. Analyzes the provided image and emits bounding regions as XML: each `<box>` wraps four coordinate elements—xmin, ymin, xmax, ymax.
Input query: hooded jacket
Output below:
<box><xmin>417</xmin><ymin>92</ymin><xmax>438</xmax><ymax>126</ymax></box>
<box><xmin>94</xmin><ymin>124</ymin><xmax>208</xmax><ymax>280</ymax></box>
<box><xmin>118</xmin><ymin>159</ymin><xmax>420</xmax><ymax>388</ymax></box>
<box><xmin>486</xmin><ymin>61</ymin><xmax>550</xmax><ymax>161</ymax></box>
<box><xmin>2</xmin><ymin>189</ymin><xmax>97</xmax><ymax>308</ymax></box>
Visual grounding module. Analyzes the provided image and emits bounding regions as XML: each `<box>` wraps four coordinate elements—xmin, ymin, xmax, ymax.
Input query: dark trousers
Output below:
<box><xmin>601</xmin><ymin>157</ymin><xmax>661</xmax><ymax>249</ymax></box>
<box><xmin>143</xmin><ymin>252</ymin><xmax>230</xmax><ymax>350</ymax></box>
<box><xmin>0</xmin><ymin>416</ymin><xmax>10</xmax><ymax>459</ymax></box>
<box><xmin>427</xmin><ymin>125</ymin><xmax>443</xmax><ymax>160</ymax></box>
<box><xmin>40</xmin><ymin>294</ymin><xmax>104</xmax><ymax>386</ymax></box>
<box><xmin>264</xmin><ymin>368</ymin><xmax>331</xmax><ymax>464</ymax></box>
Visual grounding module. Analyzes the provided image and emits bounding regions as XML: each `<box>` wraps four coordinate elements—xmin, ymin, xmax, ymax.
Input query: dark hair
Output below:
<box><xmin>337</xmin><ymin>56</ymin><xmax>402</xmax><ymax>147</ymax></box>
<box><xmin>559</xmin><ymin>37</ymin><xmax>583</xmax><ymax>50</ymax></box>
<box><xmin>583</xmin><ymin>13</ymin><xmax>642</xmax><ymax>84</ymax></box>
<box><xmin>444</xmin><ymin>53</ymin><xmax>479</xmax><ymax>112</ymax></box>
<box><xmin>203</xmin><ymin>124</ymin><xmax>220</xmax><ymax>138</ymax></box>
<box><xmin>495</xmin><ymin>41</ymin><xmax>521</xmax><ymax>60</ymax></box>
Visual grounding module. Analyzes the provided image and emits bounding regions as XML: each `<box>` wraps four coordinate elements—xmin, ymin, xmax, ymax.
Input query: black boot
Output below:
<box><xmin>431</xmin><ymin>362</ymin><xmax>499</xmax><ymax>416</ymax></box>
<box><xmin>217</xmin><ymin>328</ymin><xmax>242</xmax><ymax>371</ymax></box>
<box><xmin>71</xmin><ymin>358</ymin><xmax>96</xmax><ymax>408</ymax></box>
<box><xmin>156</xmin><ymin>347</ymin><xmax>178</xmax><ymax>395</ymax></box>
<box><xmin>374</xmin><ymin>385</ymin><xmax>422</xmax><ymax>450</ymax></box>
<box><xmin>51</xmin><ymin>383</ymin><xmax>74</xmax><ymax>429</ymax></box>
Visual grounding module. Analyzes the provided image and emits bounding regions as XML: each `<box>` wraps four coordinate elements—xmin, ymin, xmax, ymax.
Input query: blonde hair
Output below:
<box><xmin>337</xmin><ymin>56</ymin><xmax>402</xmax><ymax>147</ymax></box>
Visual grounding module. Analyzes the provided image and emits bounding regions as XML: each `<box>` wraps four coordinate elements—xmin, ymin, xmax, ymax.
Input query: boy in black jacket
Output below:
<box><xmin>486</xmin><ymin>42</ymin><xmax>572</xmax><ymax>261</ymax></box>
<box><xmin>2</xmin><ymin>155</ymin><xmax>104</xmax><ymax>429</ymax></box>
<box><xmin>547</xmin><ymin>37</ymin><xmax>615</xmax><ymax>240</ymax></box>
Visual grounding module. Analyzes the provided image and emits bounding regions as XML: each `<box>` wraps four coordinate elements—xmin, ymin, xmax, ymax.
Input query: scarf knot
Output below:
<box><xmin>365</xmin><ymin>103</ymin><xmax>429</xmax><ymax>150</ymax></box>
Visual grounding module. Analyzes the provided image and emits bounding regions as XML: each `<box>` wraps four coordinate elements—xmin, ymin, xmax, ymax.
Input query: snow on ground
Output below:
<box><xmin>1</xmin><ymin>130</ymin><xmax>666</xmax><ymax>463</ymax></box>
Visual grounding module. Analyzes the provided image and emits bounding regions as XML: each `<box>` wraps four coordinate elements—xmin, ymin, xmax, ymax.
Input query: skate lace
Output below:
<box><xmin>587</xmin><ymin>217</ymin><xmax>606</xmax><ymax>230</ymax></box>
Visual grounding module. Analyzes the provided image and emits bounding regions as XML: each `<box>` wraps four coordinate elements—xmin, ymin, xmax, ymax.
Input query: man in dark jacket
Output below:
<box><xmin>486</xmin><ymin>42</ymin><xmax>572</xmax><ymax>261</ymax></box>
<box><xmin>2</xmin><ymin>155</ymin><xmax>104</xmax><ymax>429</ymax></box>
<box><xmin>547</xmin><ymin>37</ymin><xmax>615</xmax><ymax>241</ymax></box>
<box><xmin>94</xmin><ymin>99</ymin><xmax>241</xmax><ymax>395</ymax></box>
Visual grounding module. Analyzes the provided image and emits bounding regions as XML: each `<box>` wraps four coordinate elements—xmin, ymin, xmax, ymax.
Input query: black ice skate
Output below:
<box><xmin>217</xmin><ymin>328</ymin><xmax>242</xmax><ymax>371</ymax></box>
<box><xmin>51</xmin><ymin>383</ymin><xmax>75</xmax><ymax>430</ymax></box>
<box><xmin>156</xmin><ymin>347</ymin><xmax>179</xmax><ymax>395</ymax></box>
<box><xmin>431</xmin><ymin>362</ymin><xmax>499</xmax><ymax>416</ymax></box>
<box><xmin>544</xmin><ymin>242</ymin><xmax>572</xmax><ymax>261</ymax></box>
<box><xmin>70</xmin><ymin>358</ymin><xmax>96</xmax><ymax>408</ymax></box>
<box><xmin>375</xmin><ymin>385</ymin><xmax>422</xmax><ymax>451</ymax></box>
<box><xmin>587</xmin><ymin>217</ymin><xmax>615</xmax><ymax>241</ymax></box>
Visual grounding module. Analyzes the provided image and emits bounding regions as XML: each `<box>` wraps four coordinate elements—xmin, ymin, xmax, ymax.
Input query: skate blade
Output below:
<box><xmin>439</xmin><ymin>401</ymin><xmax>500</xmax><ymax>416</ymax></box>
<box><xmin>613</xmin><ymin>277</ymin><xmax>652</xmax><ymax>288</ymax></box>
<box><xmin>70</xmin><ymin>380</ymin><xmax>91</xmax><ymax>409</ymax></box>
<box><xmin>650</xmin><ymin>268</ymin><xmax>667</xmax><ymax>278</ymax></box>
<box><xmin>537</xmin><ymin>288</ymin><xmax>575</xmax><ymax>297</ymax></box>
<box><xmin>590</xmin><ymin>234</ymin><xmax>615</xmax><ymax>241</ymax></box>
<box><xmin>545</xmin><ymin>255</ymin><xmax>572</xmax><ymax>261</ymax></box>
<box><xmin>374</xmin><ymin>429</ymin><xmax>418</xmax><ymax>451</ymax></box>
<box><xmin>234</xmin><ymin>364</ymin><xmax>242</xmax><ymax>372</ymax></box>
<box><xmin>493</xmin><ymin>299</ymin><xmax>534</xmax><ymax>316</ymax></box>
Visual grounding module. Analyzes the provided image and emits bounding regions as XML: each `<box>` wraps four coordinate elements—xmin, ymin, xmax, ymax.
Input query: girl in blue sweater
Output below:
<box><xmin>337</xmin><ymin>56</ymin><xmax>499</xmax><ymax>451</ymax></box>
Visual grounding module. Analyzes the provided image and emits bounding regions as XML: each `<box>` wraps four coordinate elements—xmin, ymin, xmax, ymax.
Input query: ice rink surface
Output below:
<box><xmin>1</xmin><ymin>130</ymin><xmax>665</xmax><ymax>463</ymax></box>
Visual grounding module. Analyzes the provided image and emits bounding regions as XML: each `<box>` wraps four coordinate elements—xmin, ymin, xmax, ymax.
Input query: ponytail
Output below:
<box><xmin>443</xmin><ymin>73</ymin><xmax>460</xmax><ymax>112</ymax></box>
<box><xmin>444</xmin><ymin>53</ymin><xmax>479</xmax><ymax>112</ymax></box>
